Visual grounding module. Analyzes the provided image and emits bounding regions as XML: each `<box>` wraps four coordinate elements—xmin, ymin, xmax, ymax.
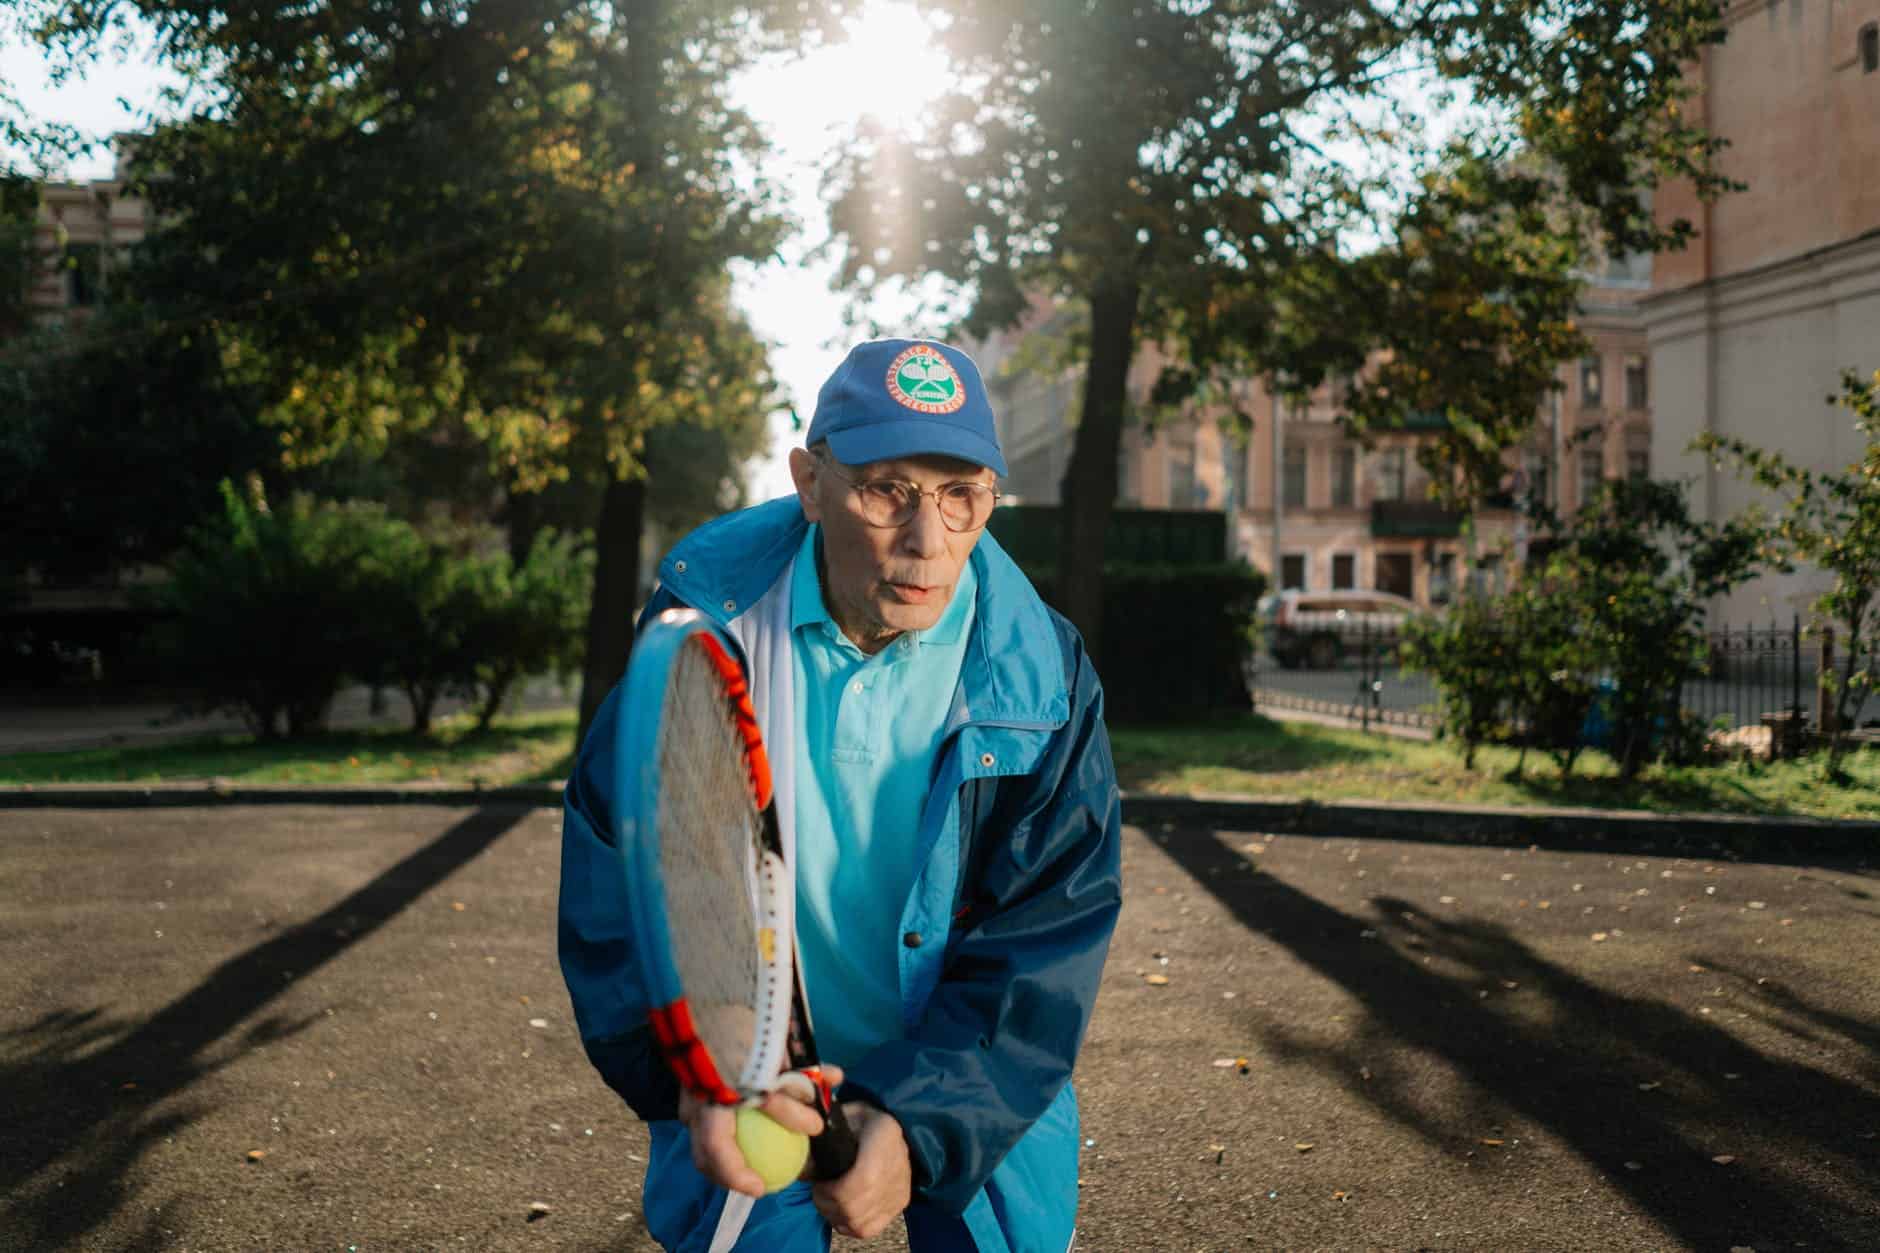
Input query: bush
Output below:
<box><xmin>1401</xmin><ymin>593</ymin><xmax>1513</xmax><ymax>770</ymax></box>
<box><xmin>153</xmin><ymin>480</ymin><xmax>413</xmax><ymax>738</ymax></box>
<box><xmin>152</xmin><ymin>484</ymin><xmax>593</xmax><ymax>739</ymax></box>
<box><xmin>1022</xmin><ymin>561</ymin><xmax>1265</xmax><ymax>722</ymax></box>
<box><xmin>1408</xmin><ymin>479</ymin><xmax>1764</xmax><ymax>781</ymax></box>
<box><xmin>457</xmin><ymin>529</ymin><xmax>592</xmax><ymax>730</ymax></box>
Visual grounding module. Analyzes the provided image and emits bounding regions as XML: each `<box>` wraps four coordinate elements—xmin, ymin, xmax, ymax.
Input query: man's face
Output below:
<box><xmin>788</xmin><ymin>448</ymin><xmax>995</xmax><ymax>654</ymax></box>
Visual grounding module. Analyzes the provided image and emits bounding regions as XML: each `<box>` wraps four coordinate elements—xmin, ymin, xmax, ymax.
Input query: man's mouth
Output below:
<box><xmin>887</xmin><ymin>582</ymin><xmax>938</xmax><ymax>603</ymax></box>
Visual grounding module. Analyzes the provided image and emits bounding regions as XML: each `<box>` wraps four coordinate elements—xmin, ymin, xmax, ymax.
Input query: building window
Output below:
<box><xmin>1430</xmin><ymin>553</ymin><xmax>1457</xmax><ymax>605</ymax></box>
<box><xmin>1521</xmin><ymin>452</ymin><xmax>1551</xmax><ymax>512</ymax></box>
<box><xmin>1375</xmin><ymin>552</ymin><xmax>1413</xmax><ymax>599</ymax></box>
<box><xmin>1224</xmin><ymin>439</ymin><xmax>1249</xmax><ymax>511</ymax></box>
<box><xmin>1282</xmin><ymin>445</ymin><xmax>1307</xmax><ymax>509</ymax></box>
<box><xmin>1579</xmin><ymin>447</ymin><xmax>1605</xmax><ymax>507</ymax></box>
<box><xmin>1471</xmin><ymin>554</ymin><xmax>1505</xmax><ymax>598</ymax></box>
<box><xmin>66</xmin><ymin>242</ymin><xmax>104</xmax><ymax>307</ymax></box>
<box><xmin>1280</xmin><ymin>553</ymin><xmax>1307</xmax><ymax>591</ymax></box>
<box><xmin>1862</xmin><ymin>22</ymin><xmax>1878</xmax><ymax>73</ymax></box>
<box><xmin>1375</xmin><ymin>447</ymin><xmax>1407</xmax><ymax>502</ymax></box>
<box><xmin>1579</xmin><ymin>355</ymin><xmax>1603</xmax><ymax>409</ymax></box>
<box><xmin>1624</xmin><ymin>353</ymin><xmax>1648</xmax><ymax>409</ymax></box>
<box><xmin>1627</xmin><ymin>449</ymin><xmax>1650</xmax><ymax>481</ymax></box>
<box><xmin>1331</xmin><ymin>552</ymin><xmax>1355</xmax><ymax>590</ymax></box>
<box><xmin>1167</xmin><ymin>439</ymin><xmax>1199</xmax><ymax>508</ymax></box>
<box><xmin>1331</xmin><ymin>446</ymin><xmax>1356</xmax><ymax>508</ymax></box>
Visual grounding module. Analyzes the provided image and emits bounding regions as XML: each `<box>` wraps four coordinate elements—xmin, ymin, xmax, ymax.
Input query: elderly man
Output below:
<box><xmin>558</xmin><ymin>338</ymin><xmax>1122</xmax><ymax>1253</ymax></box>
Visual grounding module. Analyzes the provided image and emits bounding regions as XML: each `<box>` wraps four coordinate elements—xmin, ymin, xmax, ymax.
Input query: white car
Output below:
<box><xmin>1257</xmin><ymin>589</ymin><xmax>1424</xmax><ymax>669</ymax></box>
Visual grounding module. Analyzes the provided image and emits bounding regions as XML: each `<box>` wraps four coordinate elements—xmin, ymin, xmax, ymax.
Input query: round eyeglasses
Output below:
<box><xmin>818</xmin><ymin>457</ymin><xmax>1000</xmax><ymax>532</ymax></box>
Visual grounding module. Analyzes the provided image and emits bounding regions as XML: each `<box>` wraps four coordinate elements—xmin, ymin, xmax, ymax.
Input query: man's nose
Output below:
<box><xmin>898</xmin><ymin>493</ymin><xmax>948</xmax><ymax>557</ymax></box>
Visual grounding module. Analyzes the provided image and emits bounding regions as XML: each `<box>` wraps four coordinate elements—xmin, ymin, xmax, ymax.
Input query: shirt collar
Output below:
<box><xmin>788</xmin><ymin>524</ymin><xmax>978</xmax><ymax>649</ymax></box>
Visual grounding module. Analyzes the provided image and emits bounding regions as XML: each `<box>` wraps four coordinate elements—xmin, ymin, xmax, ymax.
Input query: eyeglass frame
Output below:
<box><xmin>813</xmin><ymin>450</ymin><xmax>1002</xmax><ymax>533</ymax></box>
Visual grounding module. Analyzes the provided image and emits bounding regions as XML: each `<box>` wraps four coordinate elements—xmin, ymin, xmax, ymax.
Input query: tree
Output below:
<box><xmin>1695</xmin><ymin>370</ymin><xmax>1880</xmax><ymax>778</ymax></box>
<box><xmin>0</xmin><ymin>307</ymin><xmax>277</xmax><ymax>583</ymax></box>
<box><xmin>25</xmin><ymin>0</ymin><xmax>807</xmax><ymax>740</ymax></box>
<box><xmin>828</xmin><ymin>0</ymin><xmax>1736</xmax><ymax>658</ymax></box>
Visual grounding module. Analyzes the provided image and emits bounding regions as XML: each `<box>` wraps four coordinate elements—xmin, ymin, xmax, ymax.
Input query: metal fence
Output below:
<box><xmin>1247</xmin><ymin>616</ymin><xmax>1880</xmax><ymax>744</ymax></box>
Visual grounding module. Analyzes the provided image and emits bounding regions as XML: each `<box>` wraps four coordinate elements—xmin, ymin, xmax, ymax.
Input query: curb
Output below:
<box><xmin>0</xmin><ymin>783</ymin><xmax>564</xmax><ymax>809</ymax></box>
<box><xmin>1122</xmin><ymin>794</ymin><xmax>1877</xmax><ymax>860</ymax></box>
<box><xmin>1</xmin><ymin>784</ymin><xmax>1871</xmax><ymax>859</ymax></box>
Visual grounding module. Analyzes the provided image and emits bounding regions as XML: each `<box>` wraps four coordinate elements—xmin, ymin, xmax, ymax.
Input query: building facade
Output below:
<box><xmin>1644</xmin><ymin>0</ymin><xmax>1880</xmax><ymax>622</ymax></box>
<box><xmin>17</xmin><ymin>137</ymin><xmax>147</xmax><ymax>328</ymax></box>
<box><xmin>974</xmin><ymin>277</ymin><xmax>1651</xmax><ymax>610</ymax></box>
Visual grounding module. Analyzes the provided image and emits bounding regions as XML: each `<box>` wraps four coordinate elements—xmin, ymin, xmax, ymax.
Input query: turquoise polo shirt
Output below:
<box><xmin>789</xmin><ymin>524</ymin><xmax>977</xmax><ymax>1069</ymax></box>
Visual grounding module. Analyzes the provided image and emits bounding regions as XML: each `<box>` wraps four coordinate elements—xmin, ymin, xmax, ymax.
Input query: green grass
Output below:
<box><xmin>5</xmin><ymin>706</ymin><xmax>1875</xmax><ymax>822</ymax></box>
<box><xmin>0</xmin><ymin>709</ymin><xmax>577</xmax><ymax>788</ymax></box>
<box><xmin>1109</xmin><ymin>713</ymin><xmax>1880</xmax><ymax>822</ymax></box>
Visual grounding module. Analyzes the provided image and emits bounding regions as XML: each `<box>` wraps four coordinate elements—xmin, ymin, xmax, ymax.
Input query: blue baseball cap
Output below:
<box><xmin>805</xmin><ymin>338</ymin><xmax>1007</xmax><ymax>476</ymax></box>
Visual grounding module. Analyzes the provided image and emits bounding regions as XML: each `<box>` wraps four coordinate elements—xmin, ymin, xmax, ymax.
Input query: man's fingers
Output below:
<box><xmin>757</xmin><ymin>1089</ymin><xmax>824</xmax><ymax>1137</ymax></box>
<box><xmin>689</xmin><ymin>1103</ymin><xmax>767</xmax><ymax>1198</ymax></box>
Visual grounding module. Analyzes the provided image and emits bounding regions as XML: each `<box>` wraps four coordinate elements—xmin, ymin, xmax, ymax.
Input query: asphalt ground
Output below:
<box><xmin>2</xmin><ymin>804</ymin><xmax>1877</xmax><ymax>1252</ymax></box>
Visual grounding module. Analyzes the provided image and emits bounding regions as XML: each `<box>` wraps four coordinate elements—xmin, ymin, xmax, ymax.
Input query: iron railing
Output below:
<box><xmin>1247</xmin><ymin>614</ymin><xmax>1879</xmax><ymax>746</ymax></box>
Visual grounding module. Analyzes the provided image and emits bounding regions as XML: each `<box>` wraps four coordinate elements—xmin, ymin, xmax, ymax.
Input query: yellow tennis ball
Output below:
<box><xmin>734</xmin><ymin>1106</ymin><xmax>810</xmax><ymax>1193</ymax></box>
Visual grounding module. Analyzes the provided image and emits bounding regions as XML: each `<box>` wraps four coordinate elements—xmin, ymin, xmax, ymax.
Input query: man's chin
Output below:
<box><xmin>876</xmin><ymin>597</ymin><xmax>947</xmax><ymax>636</ymax></box>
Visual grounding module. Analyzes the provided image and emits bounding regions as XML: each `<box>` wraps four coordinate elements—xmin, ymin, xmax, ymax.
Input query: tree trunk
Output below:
<box><xmin>1056</xmin><ymin>271</ymin><xmax>1141</xmax><ymax>664</ymax></box>
<box><xmin>577</xmin><ymin>475</ymin><xmax>646</xmax><ymax>745</ymax></box>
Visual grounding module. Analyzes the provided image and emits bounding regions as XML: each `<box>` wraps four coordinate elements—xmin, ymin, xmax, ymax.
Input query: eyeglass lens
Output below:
<box><xmin>858</xmin><ymin>481</ymin><xmax>995</xmax><ymax>531</ymax></box>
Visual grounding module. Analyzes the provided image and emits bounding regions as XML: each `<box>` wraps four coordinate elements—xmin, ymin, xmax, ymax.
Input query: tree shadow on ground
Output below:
<box><xmin>1154</xmin><ymin>827</ymin><xmax>1880</xmax><ymax>1252</ymax></box>
<box><xmin>0</xmin><ymin>806</ymin><xmax>530</xmax><ymax>1248</ymax></box>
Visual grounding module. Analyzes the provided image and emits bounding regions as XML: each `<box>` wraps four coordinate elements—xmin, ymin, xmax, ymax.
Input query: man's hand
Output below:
<box><xmin>678</xmin><ymin>1065</ymin><xmax>841</xmax><ymax>1198</ymax></box>
<box><xmin>811</xmin><ymin>1101</ymin><xmax>913</xmax><ymax>1241</ymax></box>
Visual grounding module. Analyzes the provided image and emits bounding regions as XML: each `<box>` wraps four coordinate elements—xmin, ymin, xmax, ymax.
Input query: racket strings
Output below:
<box><xmin>656</xmin><ymin>639</ymin><xmax>765</xmax><ymax>1085</ymax></box>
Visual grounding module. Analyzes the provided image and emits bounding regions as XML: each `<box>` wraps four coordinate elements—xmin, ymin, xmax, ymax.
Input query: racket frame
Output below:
<box><xmin>616</xmin><ymin>608</ymin><xmax>859</xmax><ymax>1178</ymax></box>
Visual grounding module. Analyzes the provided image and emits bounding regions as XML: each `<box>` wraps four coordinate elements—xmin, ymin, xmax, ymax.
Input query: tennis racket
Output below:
<box><xmin>613</xmin><ymin>607</ymin><xmax>859</xmax><ymax>1182</ymax></box>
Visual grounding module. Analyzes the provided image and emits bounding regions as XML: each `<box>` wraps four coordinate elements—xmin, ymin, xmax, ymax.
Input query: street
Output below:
<box><xmin>2</xmin><ymin>804</ymin><xmax>1876</xmax><ymax>1251</ymax></box>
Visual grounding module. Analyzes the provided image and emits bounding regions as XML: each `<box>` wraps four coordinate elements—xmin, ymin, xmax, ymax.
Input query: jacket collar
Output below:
<box><xmin>657</xmin><ymin>497</ymin><xmax>1068</xmax><ymax>731</ymax></box>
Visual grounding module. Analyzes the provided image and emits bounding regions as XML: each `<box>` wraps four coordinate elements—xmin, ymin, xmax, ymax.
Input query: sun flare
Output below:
<box><xmin>818</xmin><ymin>3</ymin><xmax>956</xmax><ymax>136</ymax></box>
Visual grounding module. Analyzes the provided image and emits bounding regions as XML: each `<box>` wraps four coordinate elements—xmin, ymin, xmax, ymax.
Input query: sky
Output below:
<box><xmin>1</xmin><ymin>2</ymin><xmax>958</xmax><ymax>502</ymax></box>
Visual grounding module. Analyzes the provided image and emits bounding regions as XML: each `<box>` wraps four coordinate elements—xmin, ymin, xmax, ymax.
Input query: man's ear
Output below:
<box><xmin>788</xmin><ymin>447</ymin><xmax>823</xmax><ymax>523</ymax></box>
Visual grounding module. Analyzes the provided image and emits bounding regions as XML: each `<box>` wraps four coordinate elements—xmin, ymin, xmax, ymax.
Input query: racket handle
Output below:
<box><xmin>811</xmin><ymin>1099</ymin><xmax>861</xmax><ymax>1178</ymax></box>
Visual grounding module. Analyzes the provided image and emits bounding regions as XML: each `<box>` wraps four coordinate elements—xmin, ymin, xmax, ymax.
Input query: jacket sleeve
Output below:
<box><xmin>839</xmin><ymin>619</ymin><xmax>1124</xmax><ymax>1213</ymax></box>
<box><xmin>556</xmin><ymin>588</ymin><xmax>684</xmax><ymax>1122</ymax></box>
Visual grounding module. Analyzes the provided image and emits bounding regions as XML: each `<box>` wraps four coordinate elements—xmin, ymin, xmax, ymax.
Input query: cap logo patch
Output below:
<box><xmin>885</xmin><ymin>344</ymin><xmax>966</xmax><ymax>415</ymax></box>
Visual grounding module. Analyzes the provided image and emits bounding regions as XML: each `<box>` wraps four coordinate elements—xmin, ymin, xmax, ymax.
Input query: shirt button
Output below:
<box><xmin>722</xmin><ymin>599</ymin><xmax>736</xmax><ymax>613</ymax></box>
<box><xmin>979</xmin><ymin>752</ymin><xmax>995</xmax><ymax>768</ymax></box>
<box><xmin>903</xmin><ymin>931</ymin><xmax>924</xmax><ymax>949</ymax></box>
<box><xmin>852</xmin><ymin>681</ymin><xmax>864</xmax><ymax>694</ymax></box>
<box><xmin>674</xmin><ymin>560</ymin><xmax>687</xmax><ymax>573</ymax></box>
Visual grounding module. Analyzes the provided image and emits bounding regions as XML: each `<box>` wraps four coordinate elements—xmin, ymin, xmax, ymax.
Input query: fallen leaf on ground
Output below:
<box><xmin>1712</xmin><ymin>1155</ymin><xmax>1737</xmax><ymax>1165</ymax></box>
<box><xmin>246</xmin><ymin>1150</ymin><xmax>266</xmax><ymax>1163</ymax></box>
<box><xmin>527</xmin><ymin>1202</ymin><xmax>551</xmax><ymax>1221</ymax></box>
<box><xmin>1638</xmin><ymin>1082</ymin><xmax>1661</xmax><ymax>1091</ymax></box>
<box><xmin>452</xmin><ymin>902</ymin><xmax>467</xmax><ymax>912</ymax></box>
<box><xmin>1143</xmin><ymin>974</ymin><xmax>1169</xmax><ymax>986</ymax></box>
<box><xmin>1480</xmin><ymin>1138</ymin><xmax>1505</xmax><ymax>1147</ymax></box>
<box><xmin>1624</xmin><ymin>1160</ymin><xmax>1643</xmax><ymax>1171</ymax></box>
<box><xmin>1591</xmin><ymin>932</ymin><xmax>1610</xmax><ymax>942</ymax></box>
<box><xmin>1332</xmin><ymin>1190</ymin><xmax>1350</xmax><ymax>1201</ymax></box>
<box><xmin>1295</xmin><ymin>1142</ymin><xmax>1315</xmax><ymax>1152</ymax></box>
